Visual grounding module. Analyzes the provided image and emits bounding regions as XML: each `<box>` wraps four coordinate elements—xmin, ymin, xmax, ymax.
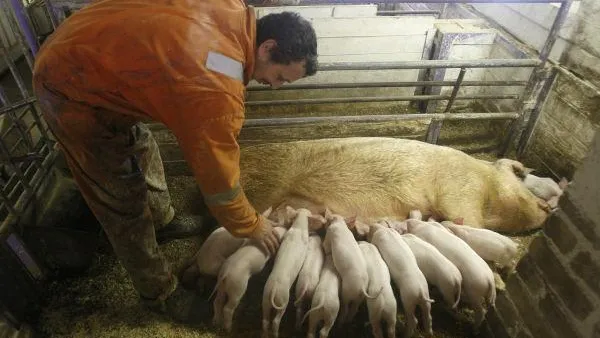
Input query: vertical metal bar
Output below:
<box><xmin>7</xmin><ymin>0</ymin><xmax>39</xmax><ymax>55</ymax></box>
<box><xmin>0</xmin><ymin>46</ymin><xmax>29</xmax><ymax>99</ymax></box>
<box><xmin>413</xmin><ymin>28</ymin><xmax>436</xmax><ymax>111</ymax></box>
<box><xmin>426</xmin><ymin>67</ymin><xmax>466</xmax><ymax>144</ymax></box>
<box><xmin>439</xmin><ymin>3</ymin><xmax>448</xmax><ymax>18</ymax></box>
<box><xmin>42</xmin><ymin>0</ymin><xmax>59</xmax><ymax>29</ymax></box>
<box><xmin>516</xmin><ymin>67</ymin><xmax>558</xmax><ymax>157</ymax></box>
<box><xmin>0</xmin><ymin>138</ymin><xmax>33</xmax><ymax>195</ymax></box>
<box><xmin>0</xmin><ymin>0</ymin><xmax>34</xmax><ymax>70</ymax></box>
<box><xmin>424</xmin><ymin>32</ymin><xmax>454</xmax><ymax>144</ymax></box>
<box><xmin>0</xmin><ymin>192</ymin><xmax>19</xmax><ymax>216</ymax></box>
<box><xmin>27</xmin><ymin>103</ymin><xmax>52</xmax><ymax>148</ymax></box>
<box><xmin>0</xmin><ymin>88</ymin><xmax>35</xmax><ymax>153</ymax></box>
<box><xmin>499</xmin><ymin>0</ymin><xmax>573</xmax><ymax>157</ymax></box>
<box><xmin>424</xmin><ymin>33</ymin><xmax>454</xmax><ymax>114</ymax></box>
<box><xmin>538</xmin><ymin>0</ymin><xmax>573</xmax><ymax>64</ymax></box>
<box><xmin>443</xmin><ymin>67</ymin><xmax>466</xmax><ymax>113</ymax></box>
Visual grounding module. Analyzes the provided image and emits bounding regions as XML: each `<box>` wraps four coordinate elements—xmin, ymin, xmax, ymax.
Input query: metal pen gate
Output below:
<box><xmin>0</xmin><ymin>0</ymin><xmax>572</xmax><ymax>233</ymax></box>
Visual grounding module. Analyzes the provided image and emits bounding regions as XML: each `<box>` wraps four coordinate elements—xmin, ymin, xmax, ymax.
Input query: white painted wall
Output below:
<box><xmin>434</xmin><ymin>19</ymin><xmax>497</xmax><ymax>97</ymax></box>
<box><xmin>251</xmin><ymin>4</ymin><xmax>437</xmax><ymax>97</ymax></box>
<box><xmin>471</xmin><ymin>2</ymin><xmax>581</xmax><ymax>61</ymax></box>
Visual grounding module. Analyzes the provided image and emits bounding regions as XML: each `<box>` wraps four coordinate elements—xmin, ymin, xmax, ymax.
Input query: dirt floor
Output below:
<box><xmin>32</xmin><ymin>161</ymin><xmax>540</xmax><ymax>338</ymax></box>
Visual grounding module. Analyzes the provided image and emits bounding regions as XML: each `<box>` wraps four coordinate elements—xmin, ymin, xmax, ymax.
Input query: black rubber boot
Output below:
<box><xmin>155</xmin><ymin>214</ymin><xmax>219</xmax><ymax>244</ymax></box>
<box><xmin>142</xmin><ymin>283</ymin><xmax>212</xmax><ymax>325</ymax></box>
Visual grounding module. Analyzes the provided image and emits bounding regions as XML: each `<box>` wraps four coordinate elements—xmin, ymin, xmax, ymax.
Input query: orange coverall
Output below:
<box><xmin>32</xmin><ymin>0</ymin><xmax>264</xmax><ymax>299</ymax></box>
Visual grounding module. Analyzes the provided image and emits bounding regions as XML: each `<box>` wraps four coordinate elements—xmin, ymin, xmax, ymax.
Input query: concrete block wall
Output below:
<box><xmin>484</xmin><ymin>130</ymin><xmax>600</xmax><ymax>338</ymax></box>
<box><xmin>562</xmin><ymin>0</ymin><xmax>600</xmax><ymax>88</ymax></box>
<box><xmin>521</xmin><ymin>68</ymin><xmax>600</xmax><ymax>178</ymax></box>
<box><xmin>517</xmin><ymin>0</ymin><xmax>600</xmax><ymax>178</ymax></box>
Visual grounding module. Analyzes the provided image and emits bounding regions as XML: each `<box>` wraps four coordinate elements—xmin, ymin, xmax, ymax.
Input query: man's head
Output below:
<box><xmin>253</xmin><ymin>12</ymin><xmax>318</xmax><ymax>89</ymax></box>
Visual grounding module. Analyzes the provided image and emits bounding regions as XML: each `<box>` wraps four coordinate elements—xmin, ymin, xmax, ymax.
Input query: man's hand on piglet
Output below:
<box><xmin>251</xmin><ymin>216</ymin><xmax>281</xmax><ymax>256</ymax></box>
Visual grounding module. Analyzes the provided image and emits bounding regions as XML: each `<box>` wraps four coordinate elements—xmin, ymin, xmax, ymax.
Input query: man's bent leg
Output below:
<box><xmin>34</xmin><ymin>89</ymin><xmax>200</xmax><ymax>321</ymax></box>
<box><xmin>132</xmin><ymin>123</ymin><xmax>219</xmax><ymax>243</ymax></box>
<box><xmin>132</xmin><ymin>123</ymin><xmax>175</xmax><ymax>227</ymax></box>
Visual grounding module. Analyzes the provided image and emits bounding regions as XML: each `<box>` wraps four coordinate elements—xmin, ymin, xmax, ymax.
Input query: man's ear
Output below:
<box><xmin>258</xmin><ymin>39</ymin><xmax>277</xmax><ymax>60</ymax></box>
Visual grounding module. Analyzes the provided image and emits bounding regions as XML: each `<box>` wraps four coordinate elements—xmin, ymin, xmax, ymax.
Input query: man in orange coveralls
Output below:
<box><xmin>32</xmin><ymin>0</ymin><xmax>317</xmax><ymax>322</ymax></box>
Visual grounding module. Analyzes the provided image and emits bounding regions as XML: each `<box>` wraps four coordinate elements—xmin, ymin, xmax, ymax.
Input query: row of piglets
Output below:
<box><xmin>372</xmin><ymin>209</ymin><xmax>520</xmax><ymax>330</ymax></box>
<box><xmin>204</xmin><ymin>206</ymin><xmax>326</xmax><ymax>336</ymax></box>
<box><xmin>184</xmin><ymin>205</ymin><xmax>518</xmax><ymax>338</ymax></box>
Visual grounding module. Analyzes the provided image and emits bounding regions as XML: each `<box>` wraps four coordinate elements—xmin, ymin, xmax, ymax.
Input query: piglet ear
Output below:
<box><xmin>324</xmin><ymin>208</ymin><xmax>333</xmax><ymax>220</ymax></box>
<box><xmin>285</xmin><ymin>205</ymin><xmax>297</xmax><ymax>219</ymax></box>
<box><xmin>354</xmin><ymin>220</ymin><xmax>370</xmax><ymax>238</ymax></box>
<box><xmin>262</xmin><ymin>206</ymin><xmax>273</xmax><ymax>218</ymax></box>
<box><xmin>275</xmin><ymin>213</ymin><xmax>286</xmax><ymax>227</ymax></box>
<box><xmin>345</xmin><ymin>215</ymin><xmax>357</xmax><ymax>227</ymax></box>
<box><xmin>308</xmin><ymin>214</ymin><xmax>326</xmax><ymax>231</ymax></box>
<box><xmin>523</xmin><ymin>166</ymin><xmax>535</xmax><ymax>176</ymax></box>
<box><xmin>409</xmin><ymin>209</ymin><xmax>422</xmax><ymax>220</ymax></box>
<box><xmin>558</xmin><ymin>177</ymin><xmax>569</xmax><ymax>190</ymax></box>
<box><xmin>453</xmin><ymin>217</ymin><xmax>464</xmax><ymax>225</ymax></box>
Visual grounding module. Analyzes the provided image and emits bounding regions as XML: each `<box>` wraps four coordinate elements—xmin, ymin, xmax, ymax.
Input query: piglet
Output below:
<box><xmin>406</xmin><ymin>217</ymin><xmax>496</xmax><ymax>327</ymax></box>
<box><xmin>322</xmin><ymin>209</ymin><xmax>380</xmax><ymax>323</ymax></box>
<box><xmin>303</xmin><ymin>254</ymin><xmax>341</xmax><ymax>338</ymax></box>
<box><xmin>440</xmin><ymin>221</ymin><xmax>519</xmax><ymax>270</ymax></box>
<box><xmin>401</xmin><ymin>233</ymin><xmax>462</xmax><ymax>308</ymax></box>
<box><xmin>262</xmin><ymin>207</ymin><xmax>326</xmax><ymax>338</ymax></box>
<box><xmin>181</xmin><ymin>207</ymin><xmax>281</xmax><ymax>289</ymax></box>
<box><xmin>212</xmin><ymin>225</ymin><xmax>287</xmax><ymax>333</ymax></box>
<box><xmin>523</xmin><ymin>174</ymin><xmax>568</xmax><ymax>209</ymax></box>
<box><xmin>181</xmin><ymin>227</ymin><xmax>247</xmax><ymax>286</ymax></box>
<box><xmin>368</xmin><ymin>223</ymin><xmax>433</xmax><ymax>337</ymax></box>
<box><xmin>294</xmin><ymin>234</ymin><xmax>325</xmax><ymax>329</ymax></box>
<box><xmin>358</xmin><ymin>241</ymin><xmax>397</xmax><ymax>338</ymax></box>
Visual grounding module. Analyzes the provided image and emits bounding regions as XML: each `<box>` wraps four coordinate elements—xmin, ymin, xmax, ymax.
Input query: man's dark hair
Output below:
<box><xmin>256</xmin><ymin>12</ymin><xmax>318</xmax><ymax>76</ymax></box>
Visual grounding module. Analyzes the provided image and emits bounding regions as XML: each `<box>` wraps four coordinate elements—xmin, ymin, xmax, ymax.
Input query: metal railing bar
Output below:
<box><xmin>443</xmin><ymin>67</ymin><xmax>467</xmax><ymax>113</ymax></box>
<box><xmin>243</xmin><ymin>112</ymin><xmax>519</xmax><ymax>127</ymax></box>
<box><xmin>318</xmin><ymin>59</ymin><xmax>541</xmax><ymax>71</ymax></box>
<box><xmin>246</xmin><ymin>93</ymin><xmax>519</xmax><ymax>106</ymax></box>
<box><xmin>247</xmin><ymin>80</ymin><xmax>527</xmax><ymax>91</ymax></box>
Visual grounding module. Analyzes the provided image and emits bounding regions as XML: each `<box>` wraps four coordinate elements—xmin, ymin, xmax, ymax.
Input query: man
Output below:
<box><xmin>32</xmin><ymin>0</ymin><xmax>318</xmax><ymax>322</ymax></box>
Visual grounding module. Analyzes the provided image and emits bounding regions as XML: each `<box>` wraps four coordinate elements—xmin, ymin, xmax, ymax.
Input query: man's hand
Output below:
<box><xmin>250</xmin><ymin>216</ymin><xmax>281</xmax><ymax>256</ymax></box>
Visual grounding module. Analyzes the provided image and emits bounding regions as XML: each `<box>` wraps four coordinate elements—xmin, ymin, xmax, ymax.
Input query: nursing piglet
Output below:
<box><xmin>406</xmin><ymin>218</ymin><xmax>496</xmax><ymax>326</ymax></box>
<box><xmin>368</xmin><ymin>223</ymin><xmax>433</xmax><ymax>337</ymax></box>
<box><xmin>523</xmin><ymin>174</ymin><xmax>568</xmax><ymax>209</ymax></box>
<box><xmin>212</xmin><ymin>226</ymin><xmax>288</xmax><ymax>333</ymax></box>
<box><xmin>358</xmin><ymin>241</ymin><xmax>397</xmax><ymax>338</ymax></box>
<box><xmin>181</xmin><ymin>207</ymin><xmax>281</xmax><ymax>288</ymax></box>
<box><xmin>182</xmin><ymin>227</ymin><xmax>247</xmax><ymax>284</ymax></box>
<box><xmin>322</xmin><ymin>209</ymin><xmax>380</xmax><ymax>323</ymax></box>
<box><xmin>401</xmin><ymin>233</ymin><xmax>462</xmax><ymax>308</ymax></box>
<box><xmin>295</xmin><ymin>234</ymin><xmax>325</xmax><ymax>329</ymax></box>
<box><xmin>303</xmin><ymin>254</ymin><xmax>341</xmax><ymax>338</ymax></box>
<box><xmin>440</xmin><ymin>221</ymin><xmax>519</xmax><ymax>269</ymax></box>
<box><xmin>262</xmin><ymin>207</ymin><xmax>326</xmax><ymax>338</ymax></box>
